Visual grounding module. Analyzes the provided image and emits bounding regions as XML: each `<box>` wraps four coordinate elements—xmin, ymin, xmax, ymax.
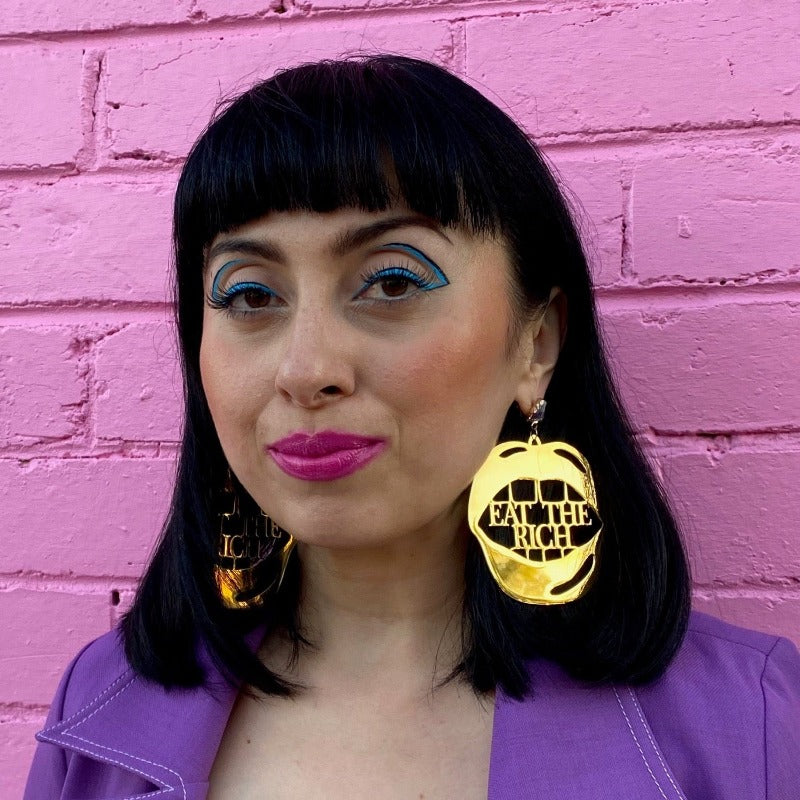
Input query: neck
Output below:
<box><xmin>266</xmin><ymin>507</ymin><xmax>470</xmax><ymax>695</ymax></box>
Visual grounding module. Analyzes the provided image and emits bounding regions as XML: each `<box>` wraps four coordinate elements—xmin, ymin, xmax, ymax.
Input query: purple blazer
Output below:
<box><xmin>24</xmin><ymin>612</ymin><xmax>800</xmax><ymax>799</ymax></box>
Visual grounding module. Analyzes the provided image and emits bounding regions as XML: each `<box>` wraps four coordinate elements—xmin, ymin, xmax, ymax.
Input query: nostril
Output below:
<box><xmin>321</xmin><ymin>385</ymin><xmax>341</xmax><ymax>395</ymax></box>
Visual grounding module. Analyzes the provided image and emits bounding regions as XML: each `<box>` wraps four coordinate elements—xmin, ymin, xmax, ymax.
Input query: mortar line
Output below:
<box><xmin>0</xmin><ymin>573</ymin><xmax>140</xmax><ymax>592</ymax></box>
<box><xmin>596</xmin><ymin>281</ymin><xmax>800</xmax><ymax>308</ymax></box>
<box><xmin>619</xmin><ymin>164</ymin><xmax>634</xmax><ymax>278</ymax></box>
<box><xmin>693</xmin><ymin>584</ymin><xmax>800</xmax><ymax>597</ymax></box>
<box><xmin>0</xmin><ymin>704</ymin><xmax>50</xmax><ymax>724</ymax></box>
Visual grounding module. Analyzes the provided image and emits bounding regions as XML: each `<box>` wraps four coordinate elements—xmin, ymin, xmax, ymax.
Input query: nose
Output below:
<box><xmin>274</xmin><ymin>303</ymin><xmax>355</xmax><ymax>409</ymax></box>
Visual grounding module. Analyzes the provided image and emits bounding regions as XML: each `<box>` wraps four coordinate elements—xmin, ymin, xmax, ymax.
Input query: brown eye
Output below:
<box><xmin>243</xmin><ymin>288</ymin><xmax>273</xmax><ymax>308</ymax></box>
<box><xmin>379</xmin><ymin>277</ymin><xmax>412</xmax><ymax>297</ymax></box>
<box><xmin>358</xmin><ymin>266</ymin><xmax>429</xmax><ymax>302</ymax></box>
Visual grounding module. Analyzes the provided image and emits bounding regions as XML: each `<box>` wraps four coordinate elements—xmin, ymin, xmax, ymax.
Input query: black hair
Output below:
<box><xmin>122</xmin><ymin>54</ymin><xmax>690</xmax><ymax>699</ymax></box>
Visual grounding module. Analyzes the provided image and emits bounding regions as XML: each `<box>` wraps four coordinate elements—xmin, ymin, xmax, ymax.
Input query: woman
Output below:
<box><xmin>25</xmin><ymin>55</ymin><xmax>799</xmax><ymax>799</ymax></box>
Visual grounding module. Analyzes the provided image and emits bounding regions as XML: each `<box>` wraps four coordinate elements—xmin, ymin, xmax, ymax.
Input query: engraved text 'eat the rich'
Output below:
<box><xmin>488</xmin><ymin>481</ymin><xmax>592</xmax><ymax>555</ymax></box>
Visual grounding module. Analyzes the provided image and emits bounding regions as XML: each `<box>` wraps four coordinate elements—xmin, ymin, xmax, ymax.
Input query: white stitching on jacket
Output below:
<box><xmin>613</xmin><ymin>687</ymin><xmax>670</xmax><ymax>800</ymax></box>
<box><xmin>46</xmin><ymin>670</ymin><xmax>131</xmax><ymax>729</ymax></box>
<box><xmin>627</xmin><ymin>687</ymin><xmax>686</xmax><ymax>800</ymax></box>
<box><xmin>52</xmin><ymin>673</ymin><xmax>188</xmax><ymax>799</ymax></box>
<box><xmin>61</xmin><ymin>677</ymin><xmax>136</xmax><ymax>733</ymax></box>
<box><xmin>36</xmin><ymin>732</ymin><xmax>169</xmax><ymax>800</ymax></box>
<box><xmin>64</xmin><ymin>732</ymin><xmax>187</xmax><ymax>800</ymax></box>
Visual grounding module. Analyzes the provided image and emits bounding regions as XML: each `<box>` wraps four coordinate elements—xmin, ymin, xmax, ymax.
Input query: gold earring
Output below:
<box><xmin>467</xmin><ymin>399</ymin><xmax>602</xmax><ymax>604</ymax></box>
<box><xmin>213</xmin><ymin>472</ymin><xmax>296</xmax><ymax>610</ymax></box>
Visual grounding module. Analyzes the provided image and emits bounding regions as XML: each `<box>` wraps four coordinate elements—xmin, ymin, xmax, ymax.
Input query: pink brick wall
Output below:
<box><xmin>2</xmin><ymin>0</ymin><xmax>798</xmax><ymax>792</ymax></box>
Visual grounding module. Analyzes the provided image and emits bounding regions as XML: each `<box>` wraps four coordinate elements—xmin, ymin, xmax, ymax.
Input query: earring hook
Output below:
<box><xmin>526</xmin><ymin>398</ymin><xmax>546</xmax><ymax>444</ymax></box>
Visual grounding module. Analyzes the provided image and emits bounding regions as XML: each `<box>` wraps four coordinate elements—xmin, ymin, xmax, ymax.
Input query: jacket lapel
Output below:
<box><xmin>37</xmin><ymin>633</ymin><xmax>249</xmax><ymax>800</ymax></box>
<box><xmin>488</xmin><ymin>659</ymin><xmax>686</xmax><ymax>800</ymax></box>
<box><xmin>39</xmin><ymin>669</ymin><xmax>236</xmax><ymax>799</ymax></box>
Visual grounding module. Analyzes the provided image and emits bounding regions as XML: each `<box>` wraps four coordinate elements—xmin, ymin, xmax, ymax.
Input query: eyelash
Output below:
<box><xmin>206</xmin><ymin>281</ymin><xmax>279</xmax><ymax>318</ymax></box>
<box><xmin>357</xmin><ymin>261</ymin><xmax>441</xmax><ymax>300</ymax></box>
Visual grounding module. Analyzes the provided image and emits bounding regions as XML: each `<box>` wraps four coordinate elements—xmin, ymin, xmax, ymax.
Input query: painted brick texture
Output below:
<box><xmin>0</xmin><ymin>178</ymin><xmax>175</xmax><ymax>304</ymax></box>
<box><xmin>0</xmin><ymin>49</ymin><xmax>84</xmax><ymax>168</ymax></box>
<box><xmin>2</xmin><ymin>1</ymin><xmax>799</xmax><ymax>793</ymax></box>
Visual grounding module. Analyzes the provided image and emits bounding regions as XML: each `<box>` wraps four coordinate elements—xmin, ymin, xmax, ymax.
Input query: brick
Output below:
<box><xmin>631</xmin><ymin>147</ymin><xmax>800</xmax><ymax>283</ymax></box>
<box><xmin>466</xmin><ymin>0</ymin><xmax>800</xmax><ymax>137</ymax></box>
<box><xmin>0</xmin><ymin>49</ymin><xmax>83</xmax><ymax>168</ymax></box>
<box><xmin>105</xmin><ymin>21</ymin><xmax>455</xmax><ymax>158</ymax></box>
<box><xmin>693</xmin><ymin>594</ymin><xmax>800</xmax><ymax>649</ymax></box>
<box><xmin>2</xmin><ymin>458</ymin><xmax>175</xmax><ymax>576</ymax></box>
<box><xmin>0</xmin><ymin>328</ymin><xmax>84</xmax><ymax>444</ymax></box>
<box><xmin>0</xmin><ymin>718</ymin><xmax>45</xmax><ymax>799</ymax></box>
<box><xmin>0</xmin><ymin>0</ymin><xmax>192</xmax><ymax>35</ymax></box>
<box><xmin>0</xmin><ymin>179</ymin><xmax>175</xmax><ymax>304</ymax></box>
<box><xmin>0</xmin><ymin>589</ymin><xmax>110</xmax><ymax>706</ymax></box>
<box><xmin>602</xmin><ymin>302</ymin><xmax>800</xmax><ymax>433</ymax></box>
<box><xmin>95</xmin><ymin>323</ymin><xmax>183</xmax><ymax>442</ymax></box>
<box><xmin>545</xmin><ymin>152</ymin><xmax>624</xmax><ymax>285</ymax></box>
<box><xmin>661</xmin><ymin>449</ymin><xmax>800</xmax><ymax>584</ymax></box>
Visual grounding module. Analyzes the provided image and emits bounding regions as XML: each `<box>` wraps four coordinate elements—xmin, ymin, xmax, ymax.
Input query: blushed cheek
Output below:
<box><xmin>382</xmin><ymin>313</ymin><xmax>515</xmax><ymax>437</ymax></box>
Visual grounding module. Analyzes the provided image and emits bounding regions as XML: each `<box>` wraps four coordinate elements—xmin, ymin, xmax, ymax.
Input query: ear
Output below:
<box><xmin>514</xmin><ymin>287</ymin><xmax>567</xmax><ymax>415</ymax></box>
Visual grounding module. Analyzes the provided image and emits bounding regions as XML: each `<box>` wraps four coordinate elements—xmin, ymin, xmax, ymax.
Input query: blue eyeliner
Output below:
<box><xmin>380</xmin><ymin>243</ymin><xmax>449</xmax><ymax>288</ymax></box>
<box><xmin>210</xmin><ymin>259</ymin><xmax>248</xmax><ymax>302</ymax></box>
<box><xmin>208</xmin><ymin>259</ymin><xmax>277</xmax><ymax>311</ymax></box>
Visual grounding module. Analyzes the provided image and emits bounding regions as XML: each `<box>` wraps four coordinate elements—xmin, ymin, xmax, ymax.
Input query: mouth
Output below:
<box><xmin>266</xmin><ymin>430</ymin><xmax>388</xmax><ymax>482</ymax></box>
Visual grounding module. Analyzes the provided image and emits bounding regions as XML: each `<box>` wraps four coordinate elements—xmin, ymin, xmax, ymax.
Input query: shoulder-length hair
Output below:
<box><xmin>122</xmin><ymin>54</ymin><xmax>690</xmax><ymax>699</ymax></box>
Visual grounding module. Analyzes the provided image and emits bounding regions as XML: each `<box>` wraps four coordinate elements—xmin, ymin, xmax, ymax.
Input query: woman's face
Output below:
<box><xmin>199</xmin><ymin>206</ymin><xmax>545</xmax><ymax>550</ymax></box>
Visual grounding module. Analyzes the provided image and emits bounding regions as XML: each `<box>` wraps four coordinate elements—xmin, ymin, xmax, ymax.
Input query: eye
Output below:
<box><xmin>207</xmin><ymin>278</ymin><xmax>282</xmax><ymax>317</ymax></box>
<box><xmin>226</xmin><ymin>283</ymin><xmax>280</xmax><ymax>310</ymax></box>
<box><xmin>378</xmin><ymin>274</ymin><xmax>416</xmax><ymax>298</ymax></box>
<box><xmin>358</xmin><ymin>266</ymin><xmax>432</xmax><ymax>301</ymax></box>
<box><xmin>357</xmin><ymin>244</ymin><xmax>449</xmax><ymax>304</ymax></box>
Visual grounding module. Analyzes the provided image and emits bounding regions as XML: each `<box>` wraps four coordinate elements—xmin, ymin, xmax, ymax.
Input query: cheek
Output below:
<box><xmin>199</xmin><ymin>326</ymin><xmax>266</xmax><ymax>441</ymax></box>
<box><xmin>379</xmin><ymin>310</ymin><xmax>516</xmax><ymax>438</ymax></box>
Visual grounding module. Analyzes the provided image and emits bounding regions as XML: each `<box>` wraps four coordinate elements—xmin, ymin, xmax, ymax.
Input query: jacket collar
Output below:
<box><xmin>39</xmin><ymin>632</ymin><xmax>684</xmax><ymax>799</ymax></box>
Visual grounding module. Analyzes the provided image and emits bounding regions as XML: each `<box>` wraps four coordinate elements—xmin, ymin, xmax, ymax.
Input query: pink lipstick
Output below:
<box><xmin>267</xmin><ymin>430</ymin><xmax>387</xmax><ymax>482</ymax></box>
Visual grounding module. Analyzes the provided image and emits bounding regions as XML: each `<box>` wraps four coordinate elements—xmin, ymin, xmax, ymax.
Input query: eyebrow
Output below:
<box><xmin>205</xmin><ymin>214</ymin><xmax>453</xmax><ymax>266</ymax></box>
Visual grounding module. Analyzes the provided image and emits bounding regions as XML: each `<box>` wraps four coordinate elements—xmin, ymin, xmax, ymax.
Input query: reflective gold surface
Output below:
<box><xmin>214</xmin><ymin>489</ymin><xmax>295</xmax><ymax>610</ymax></box>
<box><xmin>468</xmin><ymin>435</ymin><xmax>602</xmax><ymax>604</ymax></box>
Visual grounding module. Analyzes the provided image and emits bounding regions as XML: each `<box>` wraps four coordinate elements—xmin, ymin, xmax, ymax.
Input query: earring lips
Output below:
<box><xmin>467</xmin><ymin>399</ymin><xmax>602</xmax><ymax>605</ymax></box>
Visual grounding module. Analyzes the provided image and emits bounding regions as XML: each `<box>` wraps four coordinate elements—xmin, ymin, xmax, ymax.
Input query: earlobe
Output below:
<box><xmin>515</xmin><ymin>287</ymin><xmax>567</xmax><ymax>410</ymax></box>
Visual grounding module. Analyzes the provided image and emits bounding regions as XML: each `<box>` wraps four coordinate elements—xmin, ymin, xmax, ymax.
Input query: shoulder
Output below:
<box><xmin>684</xmin><ymin>608</ymin><xmax>794</xmax><ymax>658</ymax></box>
<box><xmin>649</xmin><ymin>610</ymin><xmax>800</xmax><ymax>714</ymax></box>
<box><xmin>635</xmin><ymin>611</ymin><xmax>800</xmax><ymax>799</ymax></box>
<box><xmin>54</xmin><ymin>628</ymin><xmax>133</xmax><ymax>721</ymax></box>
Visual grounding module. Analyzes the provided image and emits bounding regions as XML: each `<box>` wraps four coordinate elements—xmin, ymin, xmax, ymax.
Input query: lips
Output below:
<box><xmin>266</xmin><ymin>430</ymin><xmax>387</xmax><ymax>482</ymax></box>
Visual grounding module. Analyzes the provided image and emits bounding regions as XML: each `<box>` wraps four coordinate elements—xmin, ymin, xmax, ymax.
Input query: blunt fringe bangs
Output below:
<box><xmin>123</xmin><ymin>54</ymin><xmax>691</xmax><ymax>700</ymax></box>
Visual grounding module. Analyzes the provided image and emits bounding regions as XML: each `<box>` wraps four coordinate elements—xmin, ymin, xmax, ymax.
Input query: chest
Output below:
<box><xmin>207</xmin><ymin>685</ymin><xmax>495</xmax><ymax>800</ymax></box>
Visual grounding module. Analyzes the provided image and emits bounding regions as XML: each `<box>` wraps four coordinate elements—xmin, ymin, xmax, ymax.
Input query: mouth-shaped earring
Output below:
<box><xmin>213</xmin><ymin>471</ymin><xmax>295</xmax><ymax>610</ymax></box>
<box><xmin>467</xmin><ymin>400</ymin><xmax>603</xmax><ymax>604</ymax></box>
